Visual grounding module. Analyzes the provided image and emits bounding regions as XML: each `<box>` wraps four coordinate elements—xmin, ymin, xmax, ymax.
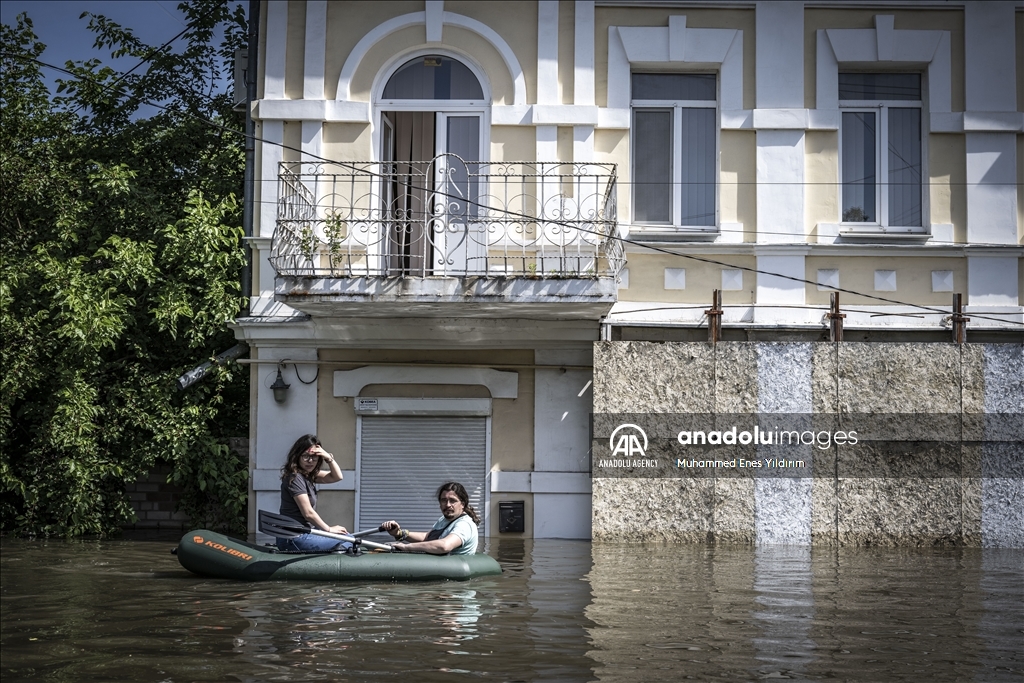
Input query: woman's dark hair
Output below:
<box><xmin>281</xmin><ymin>434</ymin><xmax>322</xmax><ymax>484</ymax></box>
<box><xmin>437</xmin><ymin>481</ymin><xmax>480</xmax><ymax>524</ymax></box>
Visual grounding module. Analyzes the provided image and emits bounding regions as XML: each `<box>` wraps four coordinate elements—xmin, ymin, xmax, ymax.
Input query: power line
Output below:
<box><xmin>9</xmin><ymin>53</ymin><xmax>1023</xmax><ymax>328</ymax></box>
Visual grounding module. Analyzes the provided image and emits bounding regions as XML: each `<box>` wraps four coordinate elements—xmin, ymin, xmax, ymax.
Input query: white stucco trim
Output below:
<box><xmin>258</xmin><ymin>120</ymin><xmax>283</xmax><ymax>238</ymax></box>
<box><xmin>490</xmin><ymin>471</ymin><xmax>591</xmax><ymax>493</ymax></box>
<box><xmin>253</xmin><ymin>468</ymin><xmax>356</xmax><ymax>491</ymax></box>
<box><xmin>254</xmin><ymin>99</ymin><xmax>371</xmax><ymax>122</ymax></box>
<box><xmin>575</xmin><ymin>1</ymin><xmax>596</xmax><ymax>106</ymax></box>
<box><xmin>338</xmin><ymin>12</ymin><xmax>425</xmax><ymax>101</ymax></box>
<box><xmin>608</xmin><ymin>19</ymin><xmax>744</xmax><ymax>113</ymax></box>
<box><xmin>425</xmin><ymin>0</ymin><xmax>443</xmax><ymax>43</ymax></box>
<box><xmin>263</xmin><ymin>1</ymin><xmax>288</xmax><ymax>99</ymax></box>
<box><xmin>816</xmin><ymin>17</ymin><xmax>951</xmax><ymax>117</ymax></box>
<box><xmin>336</xmin><ymin>11</ymin><xmax>527</xmax><ymax>105</ymax></box>
<box><xmin>538</xmin><ymin>1</ymin><xmax>560</xmax><ymax>105</ymax></box>
<box><xmin>333</xmin><ymin>367</ymin><xmax>519</xmax><ymax>398</ymax></box>
<box><xmin>968</xmin><ymin>256</ymin><xmax>1019</xmax><ymax>307</ymax></box>
<box><xmin>755</xmin><ymin>0</ymin><xmax>803</xmax><ymax>109</ymax></box>
<box><xmin>303</xmin><ymin>1</ymin><xmax>327</xmax><ymax>100</ymax></box>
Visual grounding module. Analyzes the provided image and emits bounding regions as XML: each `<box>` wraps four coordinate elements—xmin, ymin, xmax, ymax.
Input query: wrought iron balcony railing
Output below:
<box><xmin>270</xmin><ymin>155</ymin><xmax>621</xmax><ymax>279</ymax></box>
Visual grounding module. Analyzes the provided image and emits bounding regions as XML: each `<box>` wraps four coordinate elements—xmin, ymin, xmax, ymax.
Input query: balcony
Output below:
<box><xmin>269</xmin><ymin>156</ymin><xmax>621</xmax><ymax>318</ymax></box>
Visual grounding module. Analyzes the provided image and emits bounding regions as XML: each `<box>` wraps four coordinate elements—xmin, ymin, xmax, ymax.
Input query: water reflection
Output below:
<box><xmin>1</xmin><ymin>535</ymin><xmax>1021</xmax><ymax>682</ymax></box>
<box><xmin>752</xmin><ymin>546</ymin><xmax>815</xmax><ymax>679</ymax></box>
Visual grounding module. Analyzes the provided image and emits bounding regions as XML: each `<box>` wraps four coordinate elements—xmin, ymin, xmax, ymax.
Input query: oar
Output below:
<box><xmin>258</xmin><ymin>510</ymin><xmax>393</xmax><ymax>552</ymax></box>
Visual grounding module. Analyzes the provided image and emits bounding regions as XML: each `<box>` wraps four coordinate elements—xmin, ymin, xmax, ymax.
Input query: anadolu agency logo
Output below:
<box><xmin>599</xmin><ymin>424</ymin><xmax>660</xmax><ymax>468</ymax></box>
<box><xmin>610</xmin><ymin>423</ymin><xmax>647</xmax><ymax>456</ymax></box>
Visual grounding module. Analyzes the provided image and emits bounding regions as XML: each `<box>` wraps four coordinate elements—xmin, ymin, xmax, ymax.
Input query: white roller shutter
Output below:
<box><xmin>358</xmin><ymin>416</ymin><xmax>487</xmax><ymax>533</ymax></box>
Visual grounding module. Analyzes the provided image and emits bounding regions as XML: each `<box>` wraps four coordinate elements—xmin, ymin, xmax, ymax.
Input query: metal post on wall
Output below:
<box><xmin>827</xmin><ymin>292</ymin><xmax>846</xmax><ymax>342</ymax></box>
<box><xmin>706</xmin><ymin>289</ymin><xmax>723</xmax><ymax>344</ymax></box>
<box><xmin>951</xmin><ymin>293</ymin><xmax>969</xmax><ymax>345</ymax></box>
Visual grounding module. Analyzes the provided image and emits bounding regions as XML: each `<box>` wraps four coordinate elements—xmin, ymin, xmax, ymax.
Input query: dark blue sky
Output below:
<box><xmin>2</xmin><ymin>2</ymin><xmax>189</xmax><ymax>75</ymax></box>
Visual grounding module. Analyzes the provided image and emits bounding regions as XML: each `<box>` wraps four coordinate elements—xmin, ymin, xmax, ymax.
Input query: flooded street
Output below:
<box><xmin>2</xmin><ymin>533</ymin><xmax>1021</xmax><ymax>682</ymax></box>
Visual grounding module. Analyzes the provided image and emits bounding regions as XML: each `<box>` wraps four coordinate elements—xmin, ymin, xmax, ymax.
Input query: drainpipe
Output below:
<box><xmin>240</xmin><ymin>0</ymin><xmax>260</xmax><ymax>317</ymax></box>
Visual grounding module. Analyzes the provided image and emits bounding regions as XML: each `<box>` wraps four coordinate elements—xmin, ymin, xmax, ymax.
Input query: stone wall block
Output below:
<box><xmin>594</xmin><ymin>342</ymin><xmax>714</xmax><ymax>413</ymax></box>
<box><xmin>982</xmin><ymin>344</ymin><xmax>1024</xmax><ymax>414</ymax></box>
<box><xmin>837</xmin><ymin>478</ymin><xmax>962</xmax><ymax>546</ymax></box>
<box><xmin>838</xmin><ymin>343</ymin><xmax>962</xmax><ymax>414</ymax></box>
<box><xmin>712</xmin><ymin>478</ymin><xmax>755</xmax><ymax>544</ymax></box>
<box><xmin>811</xmin><ymin>478</ymin><xmax>838</xmax><ymax>546</ymax></box>
<box><xmin>811</xmin><ymin>343</ymin><xmax>839</xmax><ymax>414</ymax></box>
<box><xmin>715</xmin><ymin>343</ymin><xmax>759</xmax><ymax>414</ymax></box>
<box><xmin>592</xmin><ymin>478</ymin><xmax>713</xmax><ymax>542</ymax></box>
<box><xmin>756</xmin><ymin>478</ymin><xmax>813</xmax><ymax>545</ymax></box>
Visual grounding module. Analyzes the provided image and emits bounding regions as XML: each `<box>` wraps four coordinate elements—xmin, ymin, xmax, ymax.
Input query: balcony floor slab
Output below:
<box><xmin>275</xmin><ymin>276</ymin><xmax>618</xmax><ymax>319</ymax></box>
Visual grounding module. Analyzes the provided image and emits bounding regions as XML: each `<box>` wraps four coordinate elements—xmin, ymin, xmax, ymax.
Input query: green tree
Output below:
<box><xmin>1</xmin><ymin>2</ymin><xmax>249</xmax><ymax>536</ymax></box>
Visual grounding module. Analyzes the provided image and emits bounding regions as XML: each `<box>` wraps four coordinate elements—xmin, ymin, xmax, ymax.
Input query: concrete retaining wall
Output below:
<box><xmin>592</xmin><ymin>342</ymin><xmax>1023</xmax><ymax>547</ymax></box>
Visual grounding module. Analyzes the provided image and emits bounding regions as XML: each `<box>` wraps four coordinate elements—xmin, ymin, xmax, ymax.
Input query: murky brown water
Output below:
<box><xmin>1</xmin><ymin>533</ymin><xmax>1021</xmax><ymax>682</ymax></box>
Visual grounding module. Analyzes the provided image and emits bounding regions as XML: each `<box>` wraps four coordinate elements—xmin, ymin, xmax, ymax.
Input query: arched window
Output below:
<box><xmin>382</xmin><ymin>55</ymin><xmax>484</xmax><ymax>100</ymax></box>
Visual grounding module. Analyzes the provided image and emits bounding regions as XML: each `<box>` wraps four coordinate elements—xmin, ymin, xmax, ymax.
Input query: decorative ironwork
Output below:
<box><xmin>270</xmin><ymin>154</ymin><xmax>621</xmax><ymax>278</ymax></box>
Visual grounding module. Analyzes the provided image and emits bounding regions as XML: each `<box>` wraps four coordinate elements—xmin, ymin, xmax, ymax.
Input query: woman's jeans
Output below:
<box><xmin>276</xmin><ymin>533</ymin><xmax>351</xmax><ymax>552</ymax></box>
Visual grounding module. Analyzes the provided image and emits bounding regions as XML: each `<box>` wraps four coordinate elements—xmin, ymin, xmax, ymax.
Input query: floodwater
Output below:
<box><xmin>1</xmin><ymin>534</ymin><xmax>1021</xmax><ymax>682</ymax></box>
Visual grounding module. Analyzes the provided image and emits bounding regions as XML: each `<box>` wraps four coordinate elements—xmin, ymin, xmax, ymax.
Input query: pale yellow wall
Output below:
<box><xmin>594</xmin><ymin>7</ymin><xmax>756</xmax><ymax>110</ymax></box>
<box><xmin>489</xmin><ymin>492</ymin><xmax>534</xmax><ymax>538</ymax></box>
<box><xmin>806</xmin><ymin>130</ymin><xmax>838</xmax><ymax>237</ymax></box>
<box><xmin>349</xmin><ymin>25</ymin><xmax>516</xmax><ymax>105</ymax></box>
<box><xmin>931</xmin><ymin>134</ymin><xmax>968</xmax><ymax>244</ymax></box>
<box><xmin>559</xmin><ymin>0</ymin><xmax>575</xmax><ymax>105</ymax></box>
<box><xmin>618</xmin><ymin>253</ymin><xmax>757</xmax><ymax>304</ymax></box>
<box><xmin>557</xmin><ymin>126</ymin><xmax>573</xmax><ymax>163</ymax></box>
<box><xmin>721</xmin><ymin>130</ymin><xmax>756</xmax><ymax>240</ymax></box>
<box><xmin>282</xmin><ymin>121</ymin><xmax>301</xmax><ymax>162</ymax></box>
<box><xmin>491</xmin><ymin>126</ymin><xmax>536</xmax><ymax>162</ymax></box>
<box><xmin>322</xmin><ymin>123</ymin><xmax>374</xmax><ymax>161</ymax></box>
<box><xmin>285</xmin><ymin>0</ymin><xmax>305</xmax><ymax>99</ymax></box>
<box><xmin>316</xmin><ymin>349</ymin><xmax>536</xmax><ymax>476</ymax></box>
<box><xmin>316</xmin><ymin>491</ymin><xmax>355</xmax><ymax>532</ymax></box>
<box><xmin>324</xmin><ymin>1</ymin><xmax>422</xmax><ymax>100</ymax></box>
<box><xmin>805</xmin><ymin>256</ymin><xmax>967</xmax><ymax>306</ymax></box>
<box><xmin>447</xmin><ymin>1</ymin><xmax>538</xmax><ymax>104</ymax></box>
<box><xmin>804</xmin><ymin>9</ymin><xmax>965</xmax><ymax>112</ymax></box>
<box><xmin>595</xmin><ymin>128</ymin><xmax>629</xmax><ymax>220</ymax></box>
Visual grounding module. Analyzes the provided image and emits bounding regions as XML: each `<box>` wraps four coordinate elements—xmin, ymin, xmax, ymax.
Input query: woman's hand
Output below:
<box><xmin>328</xmin><ymin>525</ymin><xmax>348</xmax><ymax>534</ymax></box>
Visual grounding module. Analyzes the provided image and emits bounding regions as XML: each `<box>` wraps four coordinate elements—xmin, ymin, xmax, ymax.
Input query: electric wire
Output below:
<box><xmin>7</xmin><ymin>53</ymin><xmax>1023</xmax><ymax>329</ymax></box>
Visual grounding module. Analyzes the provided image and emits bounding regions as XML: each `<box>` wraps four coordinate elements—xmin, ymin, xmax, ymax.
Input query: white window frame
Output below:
<box><xmin>630</xmin><ymin>88</ymin><xmax>719</xmax><ymax>234</ymax></box>
<box><xmin>839</xmin><ymin>90</ymin><xmax>926</xmax><ymax>234</ymax></box>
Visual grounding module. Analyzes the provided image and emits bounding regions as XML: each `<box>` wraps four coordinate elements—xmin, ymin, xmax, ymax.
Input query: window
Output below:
<box><xmin>382</xmin><ymin>55</ymin><xmax>484</xmax><ymax>101</ymax></box>
<box><xmin>839</xmin><ymin>73</ymin><xmax>922</xmax><ymax>228</ymax></box>
<box><xmin>631</xmin><ymin>73</ymin><xmax>717</xmax><ymax>229</ymax></box>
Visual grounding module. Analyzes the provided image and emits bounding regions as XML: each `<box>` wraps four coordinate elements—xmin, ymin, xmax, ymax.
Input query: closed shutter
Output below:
<box><xmin>358</xmin><ymin>416</ymin><xmax>487</xmax><ymax>533</ymax></box>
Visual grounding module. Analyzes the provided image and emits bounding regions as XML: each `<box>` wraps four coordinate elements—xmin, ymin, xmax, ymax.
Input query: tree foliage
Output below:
<box><xmin>1</xmin><ymin>2</ymin><xmax>249</xmax><ymax>536</ymax></box>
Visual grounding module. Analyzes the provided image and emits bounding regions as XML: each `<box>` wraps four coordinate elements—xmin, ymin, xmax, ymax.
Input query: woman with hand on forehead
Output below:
<box><xmin>277</xmin><ymin>434</ymin><xmax>348</xmax><ymax>552</ymax></box>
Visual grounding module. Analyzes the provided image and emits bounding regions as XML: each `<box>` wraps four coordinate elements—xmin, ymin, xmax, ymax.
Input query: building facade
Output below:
<box><xmin>235</xmin><ymin>0</ymin><xmax>1023</xmax><ymax>540</ymax></box>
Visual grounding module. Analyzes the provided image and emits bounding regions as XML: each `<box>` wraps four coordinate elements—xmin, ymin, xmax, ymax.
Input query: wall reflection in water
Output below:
<box><xmin>585</xmin><ymin>543</ymin><xmax>1024</xmax><ymax>682</ymax></box>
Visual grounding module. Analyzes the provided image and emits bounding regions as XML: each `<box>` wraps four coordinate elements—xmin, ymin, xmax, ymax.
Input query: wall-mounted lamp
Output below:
<box><xmin>270</xmin><ymin>364</ymin><xmax>290</xmax><ymax>403</ymax></box>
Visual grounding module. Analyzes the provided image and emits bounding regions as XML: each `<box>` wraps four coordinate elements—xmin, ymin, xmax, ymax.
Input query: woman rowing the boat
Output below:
<box><xmin>278</xmin><ymin>434</ymin><xmax>348</xmax><ymax>552</ymax></box>
<box><xmin>382</xmin><ymin>482</ymin><xmax>480</xmax><ymax>555</ymax></box>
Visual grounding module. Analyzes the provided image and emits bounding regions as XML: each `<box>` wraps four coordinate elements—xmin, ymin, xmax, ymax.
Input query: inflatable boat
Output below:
<box><xmin>175</xmin><ymin>529</ymin><xmax>503</xmax><ymax>582</ymax></box>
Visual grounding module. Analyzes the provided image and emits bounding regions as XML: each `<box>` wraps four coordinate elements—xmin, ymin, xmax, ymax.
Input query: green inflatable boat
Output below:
<box><xmin>176</xmin><ymin>529</ymin><xmax>503</xmax><ymax>582</ymax></box>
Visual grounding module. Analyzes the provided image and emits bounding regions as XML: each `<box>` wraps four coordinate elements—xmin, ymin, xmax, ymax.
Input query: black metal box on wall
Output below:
<box><xmin>498</xmin><ymin>501</ymin><xmax>525</xmax><ymax>533</ymax></box>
